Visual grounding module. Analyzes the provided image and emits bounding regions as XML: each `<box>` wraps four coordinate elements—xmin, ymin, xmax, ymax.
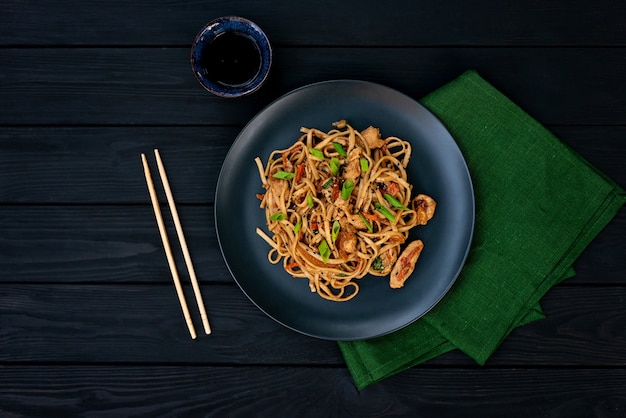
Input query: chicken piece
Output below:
<box><xmin>332</xmin><ymin>119</ymin><xmax>347</xmax><ymax>129</ymax></box>
<box><xmin>386</xmin><ymin>233</ymin><xmax>406</xmax><ymax>245</ymax></box>
<box><xmin>265</xmin><ymin>176</ymin><xmax>288</xmax><ymax>201</ymax></box>
<box><xmin>280</xmin><ymin>151</ymin><xmax>293</xmax><ymax>172</ymax></box>
<box><xmin>360</xmin><ymin>126</ymin><xmax>386</xmax><ymax>149</ymax></box>
<box><xmin>335</xmin><ymin>222</ymin><xmax>357</xmax><ymax>259</ymax></box>
<box><xmin>412</xmin><ymin>194</ymin><xmax>436</xmax><ymax>225</ymax></box>
<box><xmin>343</xmin><ymin>147</ymin><xmax>362</xmax><ymax>182</ymax></box>
<box><xmin>390</xmin><ymin>240</ymin><xmax>424</xmax><ymax>288</ymax></box>
<box><xmin>334</xmin><ymin>194</ymin><xmax>351</xmax><ymax>211</ymax></box>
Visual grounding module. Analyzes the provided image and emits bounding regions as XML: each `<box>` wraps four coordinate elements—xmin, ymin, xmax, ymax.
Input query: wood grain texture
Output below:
<box><xmin>2</xmin><ymin>0</ymin><xmax>625</xmax><ymax>47</ymax></box>
<box><xmin>0</xmin><ymin>127</ymin><xmax>236</xmax><ymax>203</ymax></box>
<box><xmin>0</xmin><ymin>125</ymin><xmax>623</xmax><ymax>204</ymax></box>
<box><xmin>0</xmin><ymin>285</ymin><xmax>624</xmax><ymax>366</ymax></box>
<box><xmin>1</xmin><ymin>1</ymin><xmax>624</xmax><ymax>415</ymax></box>
<box><xmin>0</xmin><ymin>206</ymin><xmax>623</xmax><ymax>284</ymax></box>
<box><xmin>551</xmin><ymin>126</ymin><xmax>626</xmax><ymax>190</ymax></box>
<box><xmin>569</xmin><ymin>207</ymin><xmax>626</xmax><ymax>284</ymax></box>
<box><xmin>0</xmin><ymin>365</ymin><xmax>624</xmax><ymax>417</ymax></box>
<box><xmin>0</xmin><ymin>206</ymin><xmax>229</xmax><ymax>284</ymax></box>
<box><xmin>1</xmin><ymin>48</ymin><xmax>626</xmax><ymax>125</ymax></box>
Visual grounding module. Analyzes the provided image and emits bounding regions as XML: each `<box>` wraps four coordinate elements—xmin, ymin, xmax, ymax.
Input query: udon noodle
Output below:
<box><xmin>254</xmin><ymin>120</ymin><xmax>436</xmax><ymax>302</ymax></box>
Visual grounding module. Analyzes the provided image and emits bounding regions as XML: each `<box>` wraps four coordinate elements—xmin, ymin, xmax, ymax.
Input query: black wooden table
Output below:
<box><xmin>1</xmin><ymin>1</ymin><xmax>625</xmax><ymax>416</ymax></box>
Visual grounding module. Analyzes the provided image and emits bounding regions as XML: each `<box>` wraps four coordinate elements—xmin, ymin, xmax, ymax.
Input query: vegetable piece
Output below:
<box><xmin>285</xmin><ymin>262</ymin><xmax>299</xmax><ymax>270</ymax></box>
<box><xmin>359</xmin><ymin>158</ymin><xmax>369</xmax><ymax>172</ymax></box>
<box><xmin>322</xmin><ymin>178</ymin><xmax>334</xmax><ymax>189</ymax></box>
<box><xmin>269</xmin><ymin>213</ymin><xmax>287</xmax><ymax>221</ymax></box>
<box><xmin>332</xmin><ymin>142</ymin><xmax>347</xmax><ymax>157</ymax></box>
<box><xmin>360</xmin><ymin>211</ymin><xmax>379</xmax><ymax>221</ymax></box>
<box><xmin>387</xmin><ymin>182</ymin><xmax>400</xmax><ymax>196</ymax></box>
<box><xmin>307</xmin><ymin>194</ymin><xmax>314</xmax><ymax>208</ymax></box>
<box><xmin>272</xmin><ymin>171</ymin><xmax>295</xmax><ymax>180</ymax></box>
<box><xmin>374</xmin><ymin>202</ymin><xmax>396</xmax><ymax>222</ymax></box>
<box><xmin>332</xmin><ymin>182</ymin><xmax>340</xmax><ymax>201</ymax></box>
<box><xmin>309</xmin><ymin>148</ymin><xmax>324</xmax><ymax>160</ymax></box>
<box><xmin>295</xmin><ymin>164</ymin><xmax>305</xmax><ymax>182</ymax></box>
<box><xmin>341</xmin><ymin>179</ymin><xmax>355</xmax><ymax>200</ymax></box>
<box><xmin>331</xmin><ymin>220</ymin><xmax>341</xmax><ymax>243</ymax></box>
<box><xmin>372</xmin><ymin>256</ymin><xmax>384</xmax><ymax>271</ymax></box>
<box><xmin>318</xmin><ymin>239</ymin><xmax>331</xmax><ymax>263</ymax></box>
<box><xmin>384</xmin><ymin>193</ymin><xmax>408</xmax><ymax>210</ymax></box>
<box><xmin>294</xmin><ymin>219</ymin><xmax>301</xmax><ymax>234</ymax></box>
<box><xmin>358</xmin><ymin>212</ymin><xmax>374</xmax><ymax>233</ymax></box>
<box><xmin>329</xmin><ymin>157</ymin><xmax>340</xmax><ymax>175</ymax></box>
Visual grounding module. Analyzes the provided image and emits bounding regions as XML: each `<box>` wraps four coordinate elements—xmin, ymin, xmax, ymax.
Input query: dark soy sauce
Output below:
<box><xmin>201</xmin><ymin>31</ymin><xmax>262</xmax><ymax>87</ymax></box>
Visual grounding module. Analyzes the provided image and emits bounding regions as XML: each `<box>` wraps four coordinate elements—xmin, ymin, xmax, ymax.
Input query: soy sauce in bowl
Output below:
<box><xmin>191</xmin><ymin>16</ymin><xmax>272</xmax><ymax>98</ymax></box>
<box><xmin>201</xmin><ymin>32</ymin><xmax>261</xmax><ymax>87</ymax></box>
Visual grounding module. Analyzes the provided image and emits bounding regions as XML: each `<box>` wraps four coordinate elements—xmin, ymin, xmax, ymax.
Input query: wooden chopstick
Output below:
<box><xmin>141</xmin><ymin>152</ymin><xmax>198</xmax><ymax>339</ymax></box>
<box><xmin>153</xmin><ymin>149</ymin><xmax>211</xmax><ymax>335</ymax></box>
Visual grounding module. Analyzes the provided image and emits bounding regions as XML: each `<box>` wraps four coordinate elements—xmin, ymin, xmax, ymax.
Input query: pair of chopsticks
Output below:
<box><xmin>141</xmin><ymin>149</ymin><xmax>211</xmax><ymax>339</ymax></box>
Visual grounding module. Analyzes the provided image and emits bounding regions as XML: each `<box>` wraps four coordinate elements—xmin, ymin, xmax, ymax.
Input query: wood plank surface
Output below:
<box><xmin>1</xmin><ymin>48</ymin><xmax>626</xmax><ymax>125</ymax></box>
<box><xmin>0</xmin><ymin>206</ymin><xmax>623</xmax><ymax>284</ymax></box>
<box><xmin>0</xmin><ymin>284</ymin><xmax>624</xmax><ymax>366</ymax></box>
<box><xmin>0</xmin><ymin>366</ymin><xmax>624</xmax><ymax>417</ymax></box>
<box><xmin>1</xmin><ymin>0</ymin><xmax>624</xmax><ymax>414</ymax></box>
<box><xmin>0</xmin><ymin>205</ymin><xmax>226</xmax><ymax>284</ymax></box>
<box><xmin>2</xmin><ymin>0</ymin><xmax>625</xmax><ymax>47</ymax></box>
<box><xmin>0</xmin><ymin>127</ymin><xmax>235</xmax><ymax>203</ymax></box>
<box><xmin>0</xmin><ymin>125</ymin><xmax>624</xmax><ymax>204</ymax></box>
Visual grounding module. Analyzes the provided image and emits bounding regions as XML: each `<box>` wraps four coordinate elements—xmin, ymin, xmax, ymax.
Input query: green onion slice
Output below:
<box><xmin>322</xmin><ymin>178</ymin><xmax>334</xmax><ymax>189</ymax></box>
<box><xmin>269</xmin><ymin>212</ymin><xmax>287</xmax><ymax>221</ymax></box>
<box><xmin>331</xmin><ymin>220</ymin><xmax>341</xmax><ymax>243</ymax></box>
<box><xmin>309</xmin><ymin>148</ymin><xmax>324</xmax><ymax>160</ymax></box>
<box><xmin>318</xmin><ymin>239</ymin><xmax>331</xmax><ymax>264</ymax></box>
<box><xmin>332</xmin><ymin>142</ymin><xmax>347</xmax><ymax>157</ymax></box>
<box><xmin>384</xmin><ymin>193</ymin><xmax>409</xmax><ymax>210</ymax></box>
<box><xmin>294</xmin><ymin>219</ymin><xmax>301</xmax><ymax>234</ymax></box>
<box><xmin>374</xmin><ymin>202</ymin><xmax>396</xmax><ymax>222</ymax></box>
<box><xmin>359</xmin><ymin>158</ymin><xmax>369</xmax><ymax>172</ymax></box>
<box><xmin>272</xmin><ymin>171</ymin><xmax>295</xmax><ymax>180</ymax></box>
<box><xmin>307</xmin><ymin>194</ymin><xmax>314</xmax><ymax>208</ymax></box>
<box><xmin>341</xmin><ymin>179</ymin><xmax>355</xmax><ymax>200</ymax></box>
<box><xmin>329</xmin><ymin>157</ymin><xmax>340</xmax><ymax>175</ymax></box>
<box><xmin>358</xmin><ymin>212</ymin><xmax>374</xmax><ymax>233</ymax></box>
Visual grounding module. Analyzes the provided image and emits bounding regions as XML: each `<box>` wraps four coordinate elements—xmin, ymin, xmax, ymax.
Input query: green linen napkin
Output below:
<box><xmin>338</xmin><ymin>70</ymin><xmax>626</xmax><ymax>390</ymax></box>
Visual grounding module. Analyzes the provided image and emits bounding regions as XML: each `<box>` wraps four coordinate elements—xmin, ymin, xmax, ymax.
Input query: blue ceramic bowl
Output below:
<box><xmin>191</xmin><ymin>16</ymin><xmax>272</xmax><ymax>98</ymax></box>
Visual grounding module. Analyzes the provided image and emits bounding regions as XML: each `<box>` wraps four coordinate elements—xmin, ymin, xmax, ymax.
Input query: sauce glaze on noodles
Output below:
<box><xmin>255</xmin><ymin>120</ymin><xmax>435</xmax><ymax>302</ymax></box>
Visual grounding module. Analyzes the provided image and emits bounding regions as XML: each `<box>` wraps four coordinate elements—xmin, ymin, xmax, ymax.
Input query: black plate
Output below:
<box><xmin>215</xmin><ymin>80</ymin><xmax>474</xmax><ymax>340</ymax></box>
